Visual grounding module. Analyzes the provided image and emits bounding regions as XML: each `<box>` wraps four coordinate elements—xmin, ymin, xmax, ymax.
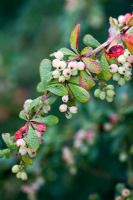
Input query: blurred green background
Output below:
<box><xmin>0</xmin><ymin>0</ymin><xmax>133</xmax><ymax>200</ymax></box>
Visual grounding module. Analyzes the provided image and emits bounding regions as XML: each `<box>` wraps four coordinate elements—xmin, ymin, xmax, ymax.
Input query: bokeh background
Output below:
<box><xmin>0</xmin><ymin>0</ymin><xmax>133</xmax><ymax>200</ymax></box>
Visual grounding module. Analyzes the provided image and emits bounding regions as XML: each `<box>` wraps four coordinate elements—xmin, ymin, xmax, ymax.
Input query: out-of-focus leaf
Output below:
<box><xmin>37</xmin><ymin>82</ymin><xmax>45</xmax><ymax>93</ymax></box>
<box><xmin>80</xmin><ymin>71</ymin><xmax>95</xmax><ymax>90</ymax></box>
<box><xmin>70</xmin><ymin>24</ymin><xmax>80</xmax><ymax>53</ymax></box>
<box><xmin>82</xmin><ymin>57</ymin><xmax>102</xmax><ymax>74</ymax></box>
<box><xmin>99</xmin><ymin>54</ymin><xmax>112</xmax><ymax>80</ymax></box>
<box><xmin>59</xmin><ymin>48</ymin><xmax>76</xmax><ymax>56</ymax></box>
<box><xmin>19</xmin><ymin>110</ymin><xmax>27</xmax><ymax>120</ymax></box>
<box><xmin>2</xmin><ymin>133</ymin><xmax>17</xmax><ymax>151</ymax></box>
<box><xmin>83</xmin><ymin>34</ymin><xmax>100</xmax><ymax>48</ymax></box>
<box><xmin>39</xmin><ymin>59</ymin><xmax>52</xmax><ymax>91</ymax></box>
<box><xmin>0</xmin><ymin>149</ymin><xmax>10</xmax><ymax>159</ymax></box>
<box><xmin>68</xmin><ymin>83</ymin><xmax>90</xmax><ymax>103</ymax></box>
<box><xmin>47</xmin><ymin>84</ymin><xmax>68</xmax><ymax>96</ymax></box>
<box><xmin>35</xmin><ymin>115</ymin><xmax>59</xmax><ymax>126</ymax></box>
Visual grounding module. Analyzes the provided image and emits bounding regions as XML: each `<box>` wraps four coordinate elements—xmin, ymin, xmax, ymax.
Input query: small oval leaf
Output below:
<box><xmin>47</xmin><ymin>84</ymin><xmax>68</xmax><ymax>96</ymax></box>
<box><xmin>80</xmin><ymin>71</ymin><xmax>95</xmax><ymax>90</ymax></box>
<box><xmin>70</xmin><ymin>24</ymin><xmax>80</xmax><ymax>52</ymax></box>
<box><xmin>99</xmin><ymin>54</ymin><xmax>112</xmax><ymax>81</ymax></box>
<box><xmin>68</xmin><ymin>83</ymin><xmax>90</xmax><ymax>103</ymax></box>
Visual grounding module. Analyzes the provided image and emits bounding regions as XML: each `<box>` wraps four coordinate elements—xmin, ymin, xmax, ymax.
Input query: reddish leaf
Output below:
<box><xmin>106</xmin><ymin>44</ymin><xmax>124</xmax><ymax>58</ymax></box>
<box><xmin>80</xmin><ymin>71</ymin><xmax>95</xmax><ymax>90</ymax></box>
<box><xmin>82</xmin><ymin>57</ymin><xmax>102</xmax><ymax>74</ymax></box>
<box><xmin>122</xmin><ymin>33</ymin><xmax>133</xmax><ymax>54</ymax></box>
<box><xmin>126</xmin><ymin>14</ymin><xmax>133</xmax><ymax>26</ymax></box>
<box><xmin>70</xmin><ymin>24</ymin><xmax>80</xmax><ymax>52</ymax></box>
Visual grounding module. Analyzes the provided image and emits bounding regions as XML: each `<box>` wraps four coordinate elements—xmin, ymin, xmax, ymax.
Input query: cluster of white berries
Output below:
<box><xmin>109</xmin><ymin>49</ymin><xmax>132</xmax><ymax>86</ymax></box>
<box><xmin>16</xmin><ymin>138</ymin><xmax>36</xmax><ymax>158</ymax></box>
<box><xmin>113</xmin><ymin>13</ymin><xmax>131</xmax><ymax>28</ymax></box>
<box><xmin>94</xmin><ymin>84</ymin><xmax>115</xmax><ymax>102</ymax></box>
<box><xmin>52</xmin><ymin>51</ymin><xmax>85</xmax><ymax>82</ymax></box>
<box><xmin>12</xmin><ymin>164</ymin><xmax>28</xmax><ymax>180</ymax></box>
<box><xmin>59</xmin><ymin>95</ymin><xmax>78</xmax><ymax>117</ymax></box>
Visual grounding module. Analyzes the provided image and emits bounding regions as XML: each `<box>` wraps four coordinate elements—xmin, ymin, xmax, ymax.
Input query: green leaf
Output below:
<box><xmin>0</xmin><ymin>149</ymin><xmax>10</xmax><ymax>159</ymax></box>
<box><xmin>99</xmin><ymin>54</ymin><xmax>112</xmax><ymax>80</ymax></box>
<box><xmin>47</xmin><ymin>84</ymin><xmax>68</xmax><ymax>96</ymax></box>
<box><xmin>37</xmin><ymin>82</ymin><xmax>45</xmax><ymax>93</ymax></box>
<box><xmin>45</xmin><ymin>95</ymin><xmax>57</xmax><ymax>105</ymax></box>
<box><xmin>19</xmin><ymin>110</ymin><xmax>27</xmax><ymax>121</ymax></box>
<box><xmin>81</xmin><ymin>47</ymin><xmax>92</xmax><ymax>55</ymax></box>
<box><xmin>2</xmin><ymin>133</ymin><xmax>17</xmax><ymax>151</ymax></box>
<box><xmin>70</xmin><ymin>24</ymin><xmax>80</xmax><ymax>53</ymax></box>
<box><xmin>26</xmin><ymin>126</ymin><xmax>40</xmax><ymax>151</ymax></box>
<box><xmin>80</xmin><ymin>71</ymin><xmax>95</xmax><ymax>90</ymax></box>
<box><xmin>39</xmin><ymin>59</ymin><xmax>52</xmax><ymax>90</ymax></box>
<box><xmin>59</xmin><ymin>48</ymin><xmax>76</xmax><ymax>56</ymax></box>
<box><xmin>82</xmin><ymin>57</ymin><xmax>102</xmax><ymax>74</ymax></box>
<box><xmin>28</xmin><ymin>97</ymin><xmax>42</xmax><ymax>110</ymax></box>
<box><xmin>68</xmin><ymin>83</ymin><xmax>90</xmax><ymax>103</ymax></box>
<box><xmin>83</xmin><ymin>34</ymin><xmax>100</xmax><ymax>48</ymax></box>
<box><xmin>35</xmin><ymin>115</ymin><xmax>59</xmax><ymax>126</ymax></box>
<box><xmin>68</xmin><ymin>76</ymin><xmax>80</xmax><ymax>85</ymax></box>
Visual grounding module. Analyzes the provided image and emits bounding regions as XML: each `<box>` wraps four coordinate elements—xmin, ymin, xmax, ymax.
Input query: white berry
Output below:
<box><xmin>118</xmin><ymin>67</ymin><xmax>125</xmax><ymax>74</ymax></box>
<box><xmin>68</xmin><ymin>61</ymin><xmax>77</xmax><ymax>71</ymax></box>
<box><xmin>52</xmin><ymin>59</ymin><xmax>60</xmax><ymax>68</ymax></box>
<box><xmin>20</xmin><ymin>171</ymin><xmax>28</xmax><ymax>181</ymax></box>
<box><xmin>19</xmin><ymin>147</ymin><xmax>27</xmax><ymax>156</ymax></box>
<box><xmin>77</xmin><ymin>61</ymin><xmax>85</xmax><ymax>71</ymax></box>
<box><xmin>52</xmin><ymin>70</ymin><xmax>60</xmax><ymax>79</ymax></box>
<box><xmin>63</xmin><ymin>68</ymin><xmax>71</xmax><ymax>77</ymax></box>
<box><xmin>109</xmin><ymin>64</ymin><xmax>118</xmax><ymax>73</ymax></box>
<box><xmin>69</xmin><ymin>106</ymin><xmax>78</xmax><ymax>114</ymax></box>
<box><xmin>16</xmin><ymin>139</ymin><xmax>26</xmax><ymax>147</ymax></box>
<box><xmin>59</xmin><ymin>75</ymin><xmax>65</xmax><ymax>83</ymax></box>
<box><xmin>59</xmin><ymin>104</ymin><xmax>68</xmax><ymax>112</ymax></box>
<box><xmin>12</xmin><ymin>165</ymin><xmax>20</xmax><ymax>173</ymax></box>
<box><xmin>54</xmin><ymin>51</ymin><xmax>64</xmax><ymax>60</ymax></box>
<box><xmin>62</xmin><ymin>95</ymin><xmax>69</xmax><ymax>103</ymax></box>
<box><xmin>118</xmin><ymin>15</ymin><xmax>125</xmax><ymax>24</ymax></box>
<box><xmin>118</xmin><ymin>55</ymin><xmax>126</xmax><ymax>64</ymax></box>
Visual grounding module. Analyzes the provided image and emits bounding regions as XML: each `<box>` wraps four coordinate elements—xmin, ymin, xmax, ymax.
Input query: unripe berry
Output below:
<box><xmin>99</xmin><ymin>91</ymin><xmax>106</xmax><ymax>100</ymax></box>
<box><xmin>106</xmin><ymin>90</ymin><xmax>115</xmax><ymax>98</ymax></box>
<box><xmin>77</xmin><ymin>61</ymin><xmax>85</xmax><ymax>71</ymax></box>
<box><xmin>16</xmin><ymin>172</ymin><xmax>22</xmax><ymax>179</ymax></box>
<box><xmin>59</xmin><ymin>104</ymin><xmax>68</xmax><ymax>112</ymax></box>
<box><xmin>118</xmin><ymin>77</ymin><xmax>125</xmax><ymax>86</ymax></box>
<box><xmin>20</xmin><ymin>171</ymin><xmax>28</xmax><ymax>181</ymax></box>
<box><xmin>94</xmin><ymin>89</ymin><xmax>101</xmax><ymax>98</ymax></box>
<box><xmin>23</xmin><ymin>99</ymin><xmax>32</xmax><ymax>112</ymax></box>
<box><xmin>68</xmin><ymin>61</ymin><xmax>77</xmax><ymax>71</ymax></box>
<box><xmin>19</xmin><ymin>147</ymin><xmax>27</xmax><ymax>156</ymax></box>
<box><xmin>52</xmin><ymin>59</ymin><xmax>60</xmax><ymax>68</ymax></box>
<box><xmin>63</xmin><ymin>68</ymin><xmax>71</xmax><ymax>77</ymax></box>
<box><xmin>16</xmin><ymin>138</ymin><xmax>26</xmax><ymax>147</ymax></box>
<box><xmin>69</xmin><ymin>106</ymin><xmax>78</xmax><ymax>114</ymax></box>
<box><xmin>52</xmin><ymin>70</ymin><xmax>60</xmax><ymax>79</ymax></box>
<box><xmin>118</xmin><ymin>67</ymin><xmax>125</xmax><ymax>74</ymax></box>
<box><xmin>118</xmin><ymin>55</ymin><xmax>126</xmax><ymax>64</ymax></box>
<box><xmin>62</xmin><ymin>95</ymin><xmax>69</xmax><ymax>103</ymax></box>
<box><xmin>106</xmin><ymin>85</ymin><xmax>114</xmax><ymax>90</ymax></box>
<box><xmin>109</xmin><ymin>64</ymin><xmax>118</xmax><ymax>73</ymax></box>
<box><xmin>54</xmin><ymin>51</ymin><xmax>64</xmax><ymax>60</ymax></box>
<box><xmin>27</xmin><ymin>149</ymin><xmax>36</xmax><ymax>158</ymax></box>
<box><xmin>106</xmin><ymin>96</ymin><xmax>113</xmax><ymax>102</ymax></box>
<box><xmin>59</xmin><ymin>75</ymin><xmax>65</xmax><ymax>83</ymax></box>
<box><xmin>123</xmin><ymin>62</ymin><xmax>131</xmax><ymax>69</ymax></box>
<box><xmin>12</xmin><ymin>165</ymin><xmax>20</xmax><ymax>173</ymax></box>
<box><xmin>113</xmin><ymin>73</ymin><xmax>121</xmax><ymax>81</ymax></box>
<box><xmin>118</xmin><ymin>15</ymin><xmax>125</xmax><ymax>24</ymax></box>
